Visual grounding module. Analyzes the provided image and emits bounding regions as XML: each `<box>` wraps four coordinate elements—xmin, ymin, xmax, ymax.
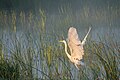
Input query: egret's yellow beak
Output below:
<box><xmin>59</xmin><ymin>40</ymin><xmax>63</xmax><ymax>42</ymax></box>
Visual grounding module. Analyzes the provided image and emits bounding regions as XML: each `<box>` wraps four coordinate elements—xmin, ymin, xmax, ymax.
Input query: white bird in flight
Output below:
<box><xmin>60</xmin><ymin>27</ymin><xmax>91</xmax><ymax>69</ymax></box>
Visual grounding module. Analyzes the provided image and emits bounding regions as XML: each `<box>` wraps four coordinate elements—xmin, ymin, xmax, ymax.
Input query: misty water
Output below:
<box><xmin>1</xmin><ymin>8</ymin><xmax>120</xmax><ymax>44</ymax></box>
<box><xmin>1</xmin><ymin>0</ymin><xmax>120</xmax><ymax>44</ymax></box>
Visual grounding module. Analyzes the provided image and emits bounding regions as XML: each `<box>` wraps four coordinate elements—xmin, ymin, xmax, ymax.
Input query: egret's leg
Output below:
<box><xmin>75</xmin><ymin>64</ymin><xmax>80</xmax><ymax>70</ymax></box>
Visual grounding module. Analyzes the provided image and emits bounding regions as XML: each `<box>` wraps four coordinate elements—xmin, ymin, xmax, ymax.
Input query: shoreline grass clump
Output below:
<box><xmin>0</xmin><ymin>31</ymin><xmax>120</xmax><ymax>80</ymax></box>
<box><xmin>0</xmin><ymin>42</ymin><xmax>20</xmax><ymax>80</ymax></box>
<box><xmin>84</xmin><ymin>38</ymin><xmax>119</xmax><ymax>80</ymax></box>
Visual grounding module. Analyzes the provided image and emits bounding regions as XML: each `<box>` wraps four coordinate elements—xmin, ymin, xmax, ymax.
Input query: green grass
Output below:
<box><xmin>85</xmin><ymin>39</ymin><xmax>119</xmax><ymax>80</ymax></box>
<box><xmin>0</xmin><ymin>5</ymin><xmax>120</xmax><ymax>80</ymax></box>
<box><xmin>0</xmin><ymin>42</ymin><xmax>20</xmax><ymax>80</ymax></box>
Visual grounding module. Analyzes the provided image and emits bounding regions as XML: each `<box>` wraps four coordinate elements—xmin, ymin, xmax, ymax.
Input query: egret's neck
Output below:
<box><xmin>63</xmin><ymin>40</ymin><xmax>71</xmax><ymax>59</ymax></box>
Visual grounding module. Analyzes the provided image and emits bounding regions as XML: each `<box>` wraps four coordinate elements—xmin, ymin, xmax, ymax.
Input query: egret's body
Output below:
<box><xmin>60</xmin><ymin>27</ymin><xmax>91</xmax><ymax>69</ymax></box>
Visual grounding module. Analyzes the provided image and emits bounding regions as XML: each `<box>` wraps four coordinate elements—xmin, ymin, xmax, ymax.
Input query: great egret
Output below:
<box><xmin>59</xmin><ymin>27</ymin><xmax>91</xmax><ymax>69</ymax></box>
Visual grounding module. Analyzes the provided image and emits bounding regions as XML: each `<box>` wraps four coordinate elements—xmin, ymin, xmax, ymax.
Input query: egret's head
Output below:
<box><xmin>59</xmin><ymin>40</ymin><xmax>66</xmax><ymax>43</ymax></box>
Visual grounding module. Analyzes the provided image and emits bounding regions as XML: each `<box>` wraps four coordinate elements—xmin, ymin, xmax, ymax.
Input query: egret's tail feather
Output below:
<box><xmin>79</xmin><ymin>61</ymin><xmax>85</xmax><ymax>66</ymax></box>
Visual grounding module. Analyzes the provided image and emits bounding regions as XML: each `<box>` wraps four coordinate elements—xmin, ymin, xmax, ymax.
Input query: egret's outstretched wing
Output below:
<box><xmin>68</xmin><ymin>27</ymin><xmax>84</xmax><ymax>57</ymax></box>
<box><xmin>68</xmin><ymin>27</ymin><xmax>81</xmax><ymax>45</ymax></box>
<box><xmin>81</xmin><ymin>27</ymin><xmax>91</xmax><ymax>45</ymax></box>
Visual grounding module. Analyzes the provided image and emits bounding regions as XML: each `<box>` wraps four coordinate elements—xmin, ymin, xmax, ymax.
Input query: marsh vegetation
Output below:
<box><xmin>0</xmin><ymin>2</ymin><xmax>120</xmax><ymax>80</ymax></box>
